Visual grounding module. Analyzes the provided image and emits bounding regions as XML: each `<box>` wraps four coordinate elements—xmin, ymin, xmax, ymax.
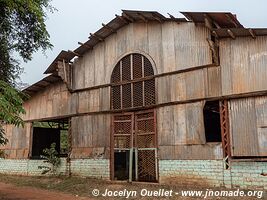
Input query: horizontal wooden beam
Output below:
<box><xmin>152</xmin><ymin>13</ymin><xmax>162</xmax><ymax>23</ymax></box>
<box><xmin>225</xmin><ymin>13</ymin><xmax>239</xmax><ymax>28</ymax></box>
<box><xmin>248</xmin><ymin>28</ymin><xmax>256</xmax><ymax>39</ymax></box>
<box><xmin>122</xmin><ymin>13</ymin><xmax>134</xmax><ymax>22</ymax></box>
<box><xmin>115</xmin><ymin>14</ymin><xmax>129</xmax><ymax>23</ymax></box>
<box><xmin>204</xmin><ymin>14</ymin><xmax>213</xmax><ymax>30</ymax></box>
<box><xmin>227</xmin><ymin>29</ymin><xmax>236</xmax><ymax>39</ymax></box>
<box><xmin>78</xmin><ymin>42</ymin><xmax>92</xmax><ymax>49</ymax></box>
<box><xmin>204</xmin><ymin>13</ymin><xmax>221</xmax><ymax>29</ymax></box>
<box><xmin>70</xmin><ymin>63</ymin><xmax>218</xmax><ymax>93</ymax></box>
<box><xmin>24</xmin><ymin>89</ymin><xmax>267</xmax><ymax>123</ymax></box>
<box><xmin>89</xmin><ymin>33</ymin><xmax>104</xmax><ymax>41</ymax></box>
<box><xmin>68</xmin><ymin>50</ymin><xmax>81</xmax><ymax>57</ymax></box>
<box><xmin>102</xmin><ymin>23</ymin><xmax>116</xmax><ymax>33</ymax></box>
<box><xmin>137</xmin><ymin>12</ymin><xmax>148</xmax><ymax>22</ymax></box>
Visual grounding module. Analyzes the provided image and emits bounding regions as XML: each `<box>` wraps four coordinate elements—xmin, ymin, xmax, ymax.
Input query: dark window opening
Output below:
<box><xmin>31</xmin><ymin>119</ymin><xmax>69</xmax><ymax>159</ymax></box>
<box><xmin>203</xmin><ymin>101</ymin><xmax>222</xmax><ymax>142</ymax></box>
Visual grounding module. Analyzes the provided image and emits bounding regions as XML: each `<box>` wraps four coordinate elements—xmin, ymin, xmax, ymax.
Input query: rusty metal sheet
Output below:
<box><xmin>255</xmin><ymin>96</ymin><xmax>267</xmax><ymax>156</ymax></box>
<box><xmin>220</xmin><ymin>36</ymin><xmax>267</xmax><ymax>95</ymax></box>
<box><xmin>229</xmin><ymin>98</ymin><xmax>259</xmax><ymax>156</ymax></box>
<box><xmin>44</xmin><ymin>50</ymin><xmax>75</xmax><ymax>74</ymax></box>
<box><xmin>213</xmin><ymin>28</ymin><xmax>267</xmax><ymax>38</ymax></box>
<box><xmin>159</xmin><ymin>143</ymin><xmax>223</xmax><ymax>160</ymax></box>
<box><xmin>181</xmin><ymin>12</ymin><xmax>243</xmax><ymax>28</ymax></box>
<box><xmin>23</xmin><ymin>74</ymin><xmax>61</xmax><ymax>96</ymax></box>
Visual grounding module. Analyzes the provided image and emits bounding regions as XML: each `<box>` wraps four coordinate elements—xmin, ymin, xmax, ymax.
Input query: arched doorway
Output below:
<box><xmin>110</xmin><ymin>53</ymin><xmax>158</xmax><ymax>182</ymax></box>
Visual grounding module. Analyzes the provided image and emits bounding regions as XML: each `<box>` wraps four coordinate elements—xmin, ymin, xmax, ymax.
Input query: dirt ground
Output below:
<box><xmin>0</xmin><ymin>182</ymin><xmax>91</xmax><ymax>200</ymax></box>
<box><xmin>0</xmin><ymin>175</ymin><xmax>265</xmax><ymax>200</ymax></box>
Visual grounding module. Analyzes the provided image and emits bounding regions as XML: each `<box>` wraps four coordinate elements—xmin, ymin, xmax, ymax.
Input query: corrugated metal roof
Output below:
<box><xmin>23</xmin><ymin>74</ymin><xmax>61</xmax><ymax>96</ymax></box>
<box><xmin>43</xmin><ymin>10</ymin><xmax>267</xmax><ymax>76</ymax></box>
<box><xmin>180</xmin><ymin>12</ymin><xmax>243</xmax><ymax>28</ymax></box>
<box><xmin>37</xmin><ymin>9</ymin><xmax>267</xmax><ymax>97</ymax></box>
<box><xmin>213</xmin><ymin>28</ymin><xmax>267</xmax><ymax>38</ymax></box>
<box><xmin>73</xmin><ymin>10</ymin><xmax>187</xmax><ymax>56</ymax></box>
<box><xmin>44</xmin><ymin>50</ymin><xmax>76</xmax><ymax>74</ymax></box>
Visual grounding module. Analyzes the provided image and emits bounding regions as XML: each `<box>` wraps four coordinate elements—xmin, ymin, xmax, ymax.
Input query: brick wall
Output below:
<box><xmin>70</xmin><ymin>159</ymin><xmax>109</xmax><ymax>179</ymax></box>
<box><xmin>0</xmin><ymin>158</ymin><xmax>109</xmax><ymax>179</ymax></box>
<box><xmin>0</xmin><ymin>158</ymin><xmax>266</xmax><ymax>189</ymax></box>
<box><xmin>0</xmin><ymin>158</ymin><xmax>67</xmax><ymax>176</ymax></box>
<box><xmin>159</xmin><ymin>160</ymin><xmax>267</xmax><ymax>190</ymax></box>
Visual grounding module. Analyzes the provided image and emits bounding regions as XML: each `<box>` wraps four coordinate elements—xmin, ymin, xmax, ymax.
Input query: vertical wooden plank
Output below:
<box><xmin>174</xmin><ymin>23</ymin><xmax>211</xmax><ymax>70</ymax></box>
<box><xmin>229</xmin><ymin>98</ymin><xmax>259</xmax><ymax>156</ymax></box>
<box><xmin>185</xmin><ymin>101</ymin><xmax>205</xmax><ymax>144</ymax></box>
<box><xmin>89</xmin><ymin>89</ymin><xmax>100</xmax><ymax>112</ymax></box>
<box><xmin>185</xmin><ymin>70</ymin><xmax>205</xmax><ymax>100</ymax></box>
<box><xmin>157</xmin><ymin>106</ymin><xmax>174</xmax><ymax>145</ymax></box>
<box><xmin>133</xmin><ymin>22</ymin><xmax>148</xmax><ymax>52</ymax></box>
<box><xmin>99</xmin><ymin>87</ymin><xmax>110</xmax><ymax>111</ymax></box>
<box><xmin>161</xmin><ymin>22</ymin><xmax>176</xmax><ymax>73</ymax></box>
<box><xmin>207</xmin><ymin>66</ymin><xmax>222</xmax><ymax>97</ymax></box>
<box><xmin>220</xmin><ymin>39</ymin><xmax>233</xmax><ymax>95</ymax></box>
<box><xmin>94</xmin><ymin>42</ymin><xmax>105</xmax><ymax>86</ymax></box>
<box><xmin>173</xmin><ymin>104</ymin><xmax>187</xmax><ymax>144</ymax></box>
<box><xmin>84</xmin><ymin>51</ymin><xmax>95</xmax><ymax>88</ymax></box>
<box><xmin>170</xmin><ymin>73</ymin><xmax>186</xmax><ymax>102</ymax></box>
<box><xmin>255</xmin><ymin>96</ymin><xmax>267</xmax><ymax>156</ymax></box>
<box><xmin>157</xmin><ymin>76</ymin><xmax>171</xmax><ymax>104</ymax></box>
<box><xmin>148</xmin><ymin>22</ymin><xmax>162</xmax><ymax>74</ymax></box>
<box><xmin>105</xmin><ymin>34</ymin><xmax>117</xmax><ymax>84</ymax></box>
<box><xmin>78</xmin><ymin>91</ymin><xmax>89</xmax><ymax>113</ymax></box>
<box><xmin>73</xmin><ymin>58</ymin><xmax>85</xmax><ymax>89</ymax></box>
<box><xmin>116</xmin><ymin>24</ymin><xmax>133</xmax><ymax>57</ymax></box>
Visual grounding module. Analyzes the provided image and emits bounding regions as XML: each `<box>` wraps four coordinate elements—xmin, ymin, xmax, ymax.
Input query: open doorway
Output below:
<box><xmin>114</xmin><ymin>150</ymin><xmax>137</xmax><ymax>181</ymax></box>
<box><xmin>112</xmin><ymin>110</ymin><xmax>157</xmax><ymax>182</ymax></box>
<box><xmin>31</xmin><ymin>118</ymin><xmax>69</xmax><ymax>159</ymax></box>
<box><xmin>203</xmin><ymin>101</ymin><xmax>222</xmax><ymax>142</ymax></box>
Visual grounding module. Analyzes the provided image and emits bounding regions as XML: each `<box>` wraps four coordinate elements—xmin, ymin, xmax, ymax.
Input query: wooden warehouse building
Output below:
<box><xmin>1</xmin><ymin>10</ymin><xmax>267</xmax><ymax>188</ymax></box>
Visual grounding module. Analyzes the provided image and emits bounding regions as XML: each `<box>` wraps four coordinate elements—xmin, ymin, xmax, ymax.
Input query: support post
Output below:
<box><xmin>220</xmin><ymin>100</ymin><xmax>231</xmax><ymax>169</ymax></box>
<box><xmin>129</xmin><ymin>148</ymin><xmax>133</xmax><ymax>182</ymax></box>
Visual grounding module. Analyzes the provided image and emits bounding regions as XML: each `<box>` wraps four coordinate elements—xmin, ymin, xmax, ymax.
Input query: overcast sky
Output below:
<box><xmin>20</xmin><ymin>0</ymin><xmax>267</xmax><ymax>85</ymax></box>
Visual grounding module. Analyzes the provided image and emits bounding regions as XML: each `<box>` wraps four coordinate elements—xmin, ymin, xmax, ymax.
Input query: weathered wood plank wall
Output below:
<box><xmin>6</xmin><ymin>21</ymin><xmax>267</xmax><ymax>160</ymax></box>
<box><xmin>22</xmin><ymin>82</ymin><xmax>77</xmax><ymax>121</ymax></box>
<box><xmin>72</xmin><ymin>22</ymin><xmax>212</xmax><ymax>89</ymax></box>
<box><xmin>71</xmin><ymin>114</ymin><xmax>110</xmax><ymax>159</ymax></box>
<box><xmin>0</xmin><ymin>123</ymin><xmax>31</xmax><ymax>158</ymax></box>
<box><xmin>229</xmin><ymin>96</ymin><xmax>267</xmax><ymax>157</ymax></box>
<box><xmin>220</xmin><ymin>36</ymin><xmax>267</xmax><ymax>95</ymax></box>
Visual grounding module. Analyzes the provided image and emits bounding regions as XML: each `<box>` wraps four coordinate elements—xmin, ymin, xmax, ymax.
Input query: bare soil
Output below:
<box><xmin>0</xmin><ymin>182</ymin><xmax>91</xmax><ymax>200</ymax></box>
<box><xmin>0</xmin><ymin>174</ymin><xmax>265</xmax><ymax>200</ymax></box>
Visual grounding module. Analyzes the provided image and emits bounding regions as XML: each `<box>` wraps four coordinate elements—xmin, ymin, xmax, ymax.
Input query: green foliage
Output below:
<box><xmin>0</xmin><ymin>149</ymin><xmax>7</xmax><ymax>158</ymax></box>
<box><xmin>0</xmin><ymin>80</ymin><xmax>26</xmax><ymax>145</ymax></box>
<box><xmin>60</xmin><ymin>130</ymin><xmax>69</xmax><ymax>154</ymax></box>
<box><xmin>0</xmin><ymin>0</ymin><xmax>55</xmax><ymax>84</ymax></box>
<box><xmin>38</xmin><ymin>143</ymin><xmax>61</xmax><ymax>175</ymax></box>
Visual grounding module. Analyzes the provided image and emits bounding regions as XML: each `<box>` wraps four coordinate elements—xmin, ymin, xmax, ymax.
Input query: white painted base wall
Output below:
<box><xmin>0</xmin><ymin>158</ymin><xmax>266</xmax><ymax>189</ymax></box>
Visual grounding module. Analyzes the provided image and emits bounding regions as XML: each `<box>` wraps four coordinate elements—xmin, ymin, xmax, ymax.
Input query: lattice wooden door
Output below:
<box><xmin>111</xmin><ymin>110</ymin><xmax>157</xmax><ymax>182</ymax></box>
<box><xmin>134</xmin><ymin>110</ymin><xmax>157</xmax><ymax>182</ymax></box>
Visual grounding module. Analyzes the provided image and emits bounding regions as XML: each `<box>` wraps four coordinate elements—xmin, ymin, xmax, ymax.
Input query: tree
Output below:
<box><xmin>0</xmin><ymin>0</ymin><xmax>54</xmax><ymax>84</ymax></box>
<box><xmin>38</xmin><ymin>143</ymin><xmax>61</xmax><ymax>175</ymax></box>
<box><xmin>0</xmin><ymin>0</ymin><xmax>54</xmax><ymax>145</ymax></box>
<box><xmin>0</xmin><ymin>81</ymin><xmax>26</xmax><ymax>145</ymax></box>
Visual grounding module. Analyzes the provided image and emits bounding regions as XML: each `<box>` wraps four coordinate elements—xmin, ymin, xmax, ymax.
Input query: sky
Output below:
<box><xmin>20</xmin><ymin>0</ymin><xmax>267</xmax><ymax>85</ymax></box>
